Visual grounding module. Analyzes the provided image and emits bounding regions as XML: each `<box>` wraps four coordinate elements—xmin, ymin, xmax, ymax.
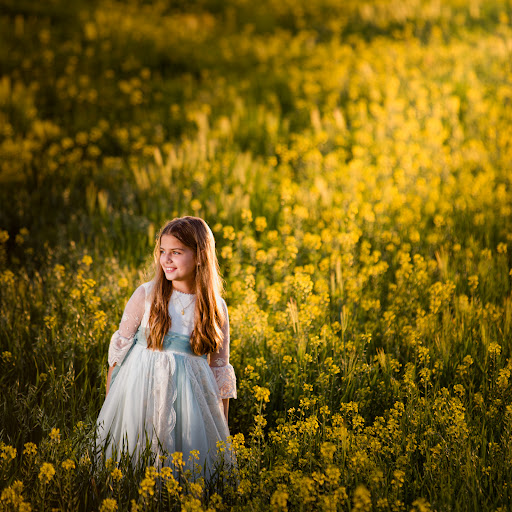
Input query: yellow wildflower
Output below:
<box><xmin>190</xmin><ymin>199</ymin><xmax>202</xmax><ymax>212</ymax></box>
<box><xmin>222</xmin><ymin>226</ymin><xmax>236</xmax><ymax>241</ymax></box>
<box><xmin>2</xmin><ymin>351</ymin><xmax>13</xmax><ymax>364</ymax></box>
<box><xmin>93</xmin><ymin>310</ymin><xmax>107</xmax><ymax>331</ymax></box>
<box><xmin>488</xmin><ymin>342</ymin><xmax>502</xmax><ymax>357</ymax></box>
<box><xmin>181</xmin><ymin>496</ymin><xmax>202</xmax><ymax>511</ymax></box>
<box><xmin>1</xmin><ymin>480</ymin><xmax>31</xmax><ymax>511</ymax></box>
<box><xmin>216</xmin><ymin>440</ymin><xmax>226</xmax><ymax>453</ymax></box>
<box><xmin>238</xmin><ymin>478</ymin><xmax>251</xmax><ymax>495</ymax></box>
<box><xmin>111</xmin><ymin>468</ymin><xmax>123</xmax><ymax>481</ymax></box>
<box><xmin>62</xmin><ymin>459</ymin><xmax>75</xmax><ymax>471</ymax></box>
<box><xmin>23</xmin><ymin>442</ymin><xmax>37</xmax><ymax>457</ymax></box>
<box><xmin>411</xmin><ymin>497</ymin><xmax>432</xmax><ymax>512</ymax></box>
<box><xmin>145</xmin><ymin>466</ymin><xmax>158</xmax><ymax>479</ymax></box>
<box><xmin>189</xmin><ymin>481</ymin><xmax>203</xmax><ymax>498</ymax></box>
<box><xmin>49</xmin><ymin>428</ymin><xmax>61</xmax><ymax>443</ymax></box>
<box><xmin>165</xmin><ymin>473</ymin><xmax>181</xmax><ymax>496</ymax></box>
<box><xmin>391</xmin><ymin>469</ymin><xmax>405</xmax><ymax>487</ymax></box>
<box><xmin>255</xmin><ymin>216</ymin><xmax>267</xmax><ymax>232</ymax></box>
<box><xmin>100</xmin><ymin>498</ymin><xmax>118</xmax><ymax>512</ymax></box>
<box><xmin>171</xmin><ymin>451</ymin><xmax>184</xmax><ymax>469</ymax></box>
<box><xmin>325</xmin><ymin>464</ymin><xmax>341</xmax><ymax>485</ymax></box>
<box><xmin>43</xmin><ymin>315</ymin><xmax>57</xmax><ymax>330</ymax></box>
<box><xmin>0</xmin><ymin>270</ymin><xmax>15</xmax><ymax>286</ymax></box>
<box><xmin>320</xmin><ymin>405</ymin><xmax>331</xmax><ymax>416</ymax></box>
<box><xmin>253</xmin><ymin>385</ymin><xmax>270</xmax><ymax>403</ymax></box>
<box><xmin>74</xmin><ymin>421</ymin><xmax>85</xmax><ymax>432</ymax></box>
<box><xmin>468</xmin><ymin>275</ymin><xmax>479</xmax><ymax>293</ymax></box>
<box><xmin>352</xmin><ymin>484</ymin><xmax>372</xmax><ymax>511</ymax></box>
<box><xmin>1</xmin><ymin>444</ymin><xmax>17</xmax><ymax>462</ymax></box>
<box><xmin>221</xmin><ymin>245</ymin><xmax>233</xmax><ymax>259</ymax></box>
<box><xmin>320</xmin><ymin>442</ymin><xmax>336</xmax><ymax>462</ymax></box>
<box><xmin>81</xmin><ymin>254</ymin><xmax>93</xmax><ymax>266</ymax></box>
<box><xmin>139</xmin><ymin>476</ymin><xmax>156</xmax><ymax>498</ymax></box>
<box><xmin>53</xmin><ymin>264</ymin><xmax>65</xmax><ymax>280</ymax></box>
<box><xmin>270</xmin><ymin>484</ymin><xmax>288</xmax><ymax>511</ymax></box>
<box><xmin>70</xmin><ymin>288</ymin><xmax>81</xmax><ymax>300</ymax></box>
<box><xmin>38</xmin><ymin>462</ymin><xmax>56</xmax><ymax>484</ymax></box>
<box><xmin>241</xmin><ymin>208</ymin><xmax>253</xmax><ymax>223</ymax></box>
<box><xmin>160</xmin><ymin>466</ymin><xmax>172</xmax><ymax>479</ymax></box>
<box><xmin>255</xmin><ymin>249</ymin><xmax>267</xmax><ymax>263</ymax></box>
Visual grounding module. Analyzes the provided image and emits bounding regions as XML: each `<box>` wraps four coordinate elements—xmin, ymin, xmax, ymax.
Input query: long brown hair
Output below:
<box><xmin>147</xmin><ymin>216</ymin><xmax>226</xmax><ymax>355</ymax></box>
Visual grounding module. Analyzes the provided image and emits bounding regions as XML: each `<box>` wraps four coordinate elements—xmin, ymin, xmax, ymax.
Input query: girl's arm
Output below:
<box><xmin>106</xmin><ymin>284</ymin><xmax>146</xmax><ymax>396</ymax></box>
<box><xmin>222</xmin><ymin>398</ymin><xmax>229</xmax><ymax>422</ymax></box>
<box><xmin>209</xmin><ymin>300</ymin><xmax>237</xmax><ymax>424</ymax></box>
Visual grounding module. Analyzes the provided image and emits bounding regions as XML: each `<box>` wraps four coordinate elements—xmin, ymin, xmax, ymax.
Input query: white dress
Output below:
<box><xmin>96</xmin><ymin>281</ymin><xmax>237</xmax><ymax>474</ymax></box>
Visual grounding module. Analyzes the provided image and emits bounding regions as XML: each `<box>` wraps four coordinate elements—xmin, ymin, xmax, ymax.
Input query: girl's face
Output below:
<box><xmin>159</xmin><ymin>234</ymin><xmax>197</xmax><ymax>293</ymax></box>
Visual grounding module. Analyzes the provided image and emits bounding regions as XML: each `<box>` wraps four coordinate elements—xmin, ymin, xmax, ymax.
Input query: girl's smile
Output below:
<box><xmin>159</xmin><ymin>234</ymin><xmax>197</xmax><ymax>293</ymax></box>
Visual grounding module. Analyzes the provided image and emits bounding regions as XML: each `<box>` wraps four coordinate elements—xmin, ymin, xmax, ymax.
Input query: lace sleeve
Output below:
<box><xmin>209</xmin><ymin>299</ymin><xmax>237</xmax><ymax>399</ymax></box>
<box><xmin>108</xmin><ymin>284</ymin><xmax>146</xmax><ymax>367</ymax></box>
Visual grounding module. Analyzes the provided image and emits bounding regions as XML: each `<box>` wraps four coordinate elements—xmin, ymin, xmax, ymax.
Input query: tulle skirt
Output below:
<box><xmin>96</xmin><ymin>331</ymin><xmax>231</xmax><ymax>475</ymax></box>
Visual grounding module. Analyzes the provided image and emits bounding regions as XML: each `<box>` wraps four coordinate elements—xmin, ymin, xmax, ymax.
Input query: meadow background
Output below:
<box><xmin>1</xmin><ymin>0</ymin><xmax>512</xmax><ymax>510</ymax></box>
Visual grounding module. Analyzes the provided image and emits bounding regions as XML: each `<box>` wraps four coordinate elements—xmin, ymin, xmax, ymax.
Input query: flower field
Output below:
<box><xmin>1</xmin><ymin>0</ymin><xmax>512</xmax><ymax>510</ymax></box>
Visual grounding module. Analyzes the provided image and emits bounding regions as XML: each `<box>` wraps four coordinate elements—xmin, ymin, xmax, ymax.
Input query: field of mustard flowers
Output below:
<box><xmin>1</xmin><ymin>0</ymin><xmax>512</xmax><ymax>510</ymax></box>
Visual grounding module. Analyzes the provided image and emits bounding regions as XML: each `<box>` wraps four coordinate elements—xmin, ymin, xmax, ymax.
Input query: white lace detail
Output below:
<box><xmin>119</xmin><ymin>311</ymin><xmax>141</xmax><ymax>328</ymax></box>
<box><xmin>141</xmin><ymin>281</ymin><xmax>154</xmax><ymax>328</ymax></box>
<box><xmin>185</xmin><ymin>358</ymin><xmax>229</xmax><ymax>435</ymax></box>
<box><xmin>108</xmin><ymin>284</ymin><xmax>146</xmax><ymax>367</ymax></box>
<box><xmin>207</xmin><ymin>299</ymin><xmax>237</xmax><ymax>399</ymax></box>
<box><xmin>150</xmin><ymin>352</ymin><xmax>177</xmax><ymax>457</ymax></box>
<box><xmin>210</xmin><ymin>364</ymin><xmax>237</xmax><ymax>399</ymax></box>
<box><xmin>107</xmin><ymin>331</ymin><xmax>134</xmax><ymax>367</ymax></box>
<box><xmin>108</xmin><ymin>285</ymin><xmax>146</xmax><ymax>366</ymax></box>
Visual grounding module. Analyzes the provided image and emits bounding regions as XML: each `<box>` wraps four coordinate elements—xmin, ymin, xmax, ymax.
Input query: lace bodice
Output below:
<box><xmin>108</xmin><ymin>282</ymin><xmax>236</xmax><ymax>399</ymax></box>
<box><xmin>168</xmin><ymin>290</ymin><xmax>196</xmax><ymax>335</ymax></box>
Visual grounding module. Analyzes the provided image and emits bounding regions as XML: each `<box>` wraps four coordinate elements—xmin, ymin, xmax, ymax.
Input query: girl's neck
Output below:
<box><xmin>172</xmin><ymin>281</ymin><xmax>195</xmax><ymax>295</ymax></box>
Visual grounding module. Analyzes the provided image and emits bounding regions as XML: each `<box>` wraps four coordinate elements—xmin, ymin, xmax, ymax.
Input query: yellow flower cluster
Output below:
<box><xmin>61</xmin><ymin>459</ymin><xmax>75</xmax><ymax>471</ymax></box>
<box><xmin>38</xmin><ymin>462</ymin><xmax>55</xmax><ymax>485</ymax></box>
<box><xmin>0</xmin><ymin>444</ymin><xmax>16</xmax><ymax>463</ymax></box>
<box><xmin>100</xmin><ymin>498</ymin><xmax>118</xmax><ymax>512</ymax></box>
<box><xmin>49</xmin><ymin>428</ymin><xmax>61</xmax><ymax>443</ymax></box>
<box><xmin>23</xmin><ymin>443</ymin><xmax>37</xmax><ymax>457</ymax></box>
<box><xmin>0</xmin><ymin>481</ymin><xmax>31</xmax><ymax>512</ymax></box>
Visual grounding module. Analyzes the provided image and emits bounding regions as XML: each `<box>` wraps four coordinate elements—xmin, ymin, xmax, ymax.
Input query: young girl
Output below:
<box><xmin>96</xmin><ymin>216</ymin><xmax>236</xmax><ymax>474</ymax></box>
